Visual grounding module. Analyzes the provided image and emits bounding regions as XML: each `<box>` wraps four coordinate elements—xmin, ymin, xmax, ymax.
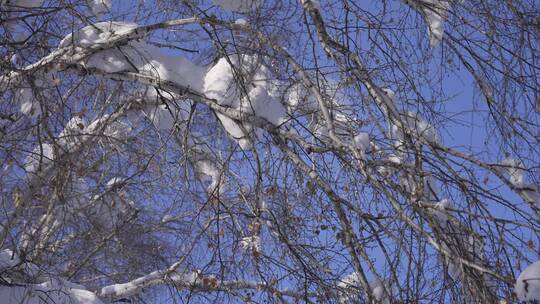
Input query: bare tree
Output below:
<box><xmin>0</xmin><ymin>0</ymin><xmax>538</xmax><ymax>303</ymax></box>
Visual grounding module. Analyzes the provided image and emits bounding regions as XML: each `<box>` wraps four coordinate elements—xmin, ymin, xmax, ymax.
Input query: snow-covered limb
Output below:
<box><xmin>0</xmin><ymin>281</ymin><xmax>104</xmax><ymax>304</ymax></box>
<box><xmin>0</xmin><ymin>18</ymin><xmax>202</xmax><ymax>92</ymax></box>
<box><xmin>353</xmin><ymin>132</ymin><xmax>370</xmax><ymax>153</ymax></box>
<box><xmin>42</xmin><ymin>21</ymin><xmax>289</xmax><ymax>150</ymax></box>
<box><xmin>402</xmin><ymin>0</ymin><xmax>452</xmax><ymax>47</ymax></box>
<box><xmin>0</xmin><ymin>249</ymin><xmax>104</xmax><ymax>304</ymax></box>
<box><xmin>24</xmin><ymin>143</ymin><xmax>54</xmax><ymax>174</ymax></box>
<box><xmin>239</xmin><ymin>235</ymin><xmax>261</xmax><ymax>255</ymax></box>
<box><xmin>203</xmin><ymin>54</ymin><xmax>288</xmax><ymax>149</ymax></box>
<box><xmin>87</xmin><ymin>0</ymin><xmax>111</xmax><ymax>16</ymax></box>
<box><xmin>297</xmin><ymin>0</ymin><xmax>420</xmax><ymax>168</ymax></box>
<box><xmin>99</xmin><ymin>268</ymin><xmax>315</xmax><ymax>300</ymax></box>
<box><xmin>0</xmin><ymin>104</ymin><xmax>133</xmax><ymax>246</ymax></box>
<box><xmin>58</xmin><ymin>22</ymin><xmax>206</xmax><ymax>91</ymax></box>
<box><xmin>190</xmin><ymin>143</ymin><xmax>227</xmax><ymax>195</ymax></box>
<box><xmin>338</xmin><ymin>273</ymin><xmax>392</xmax><ymax>304</ymax></box>
<box><xmin>499</xmin><ymin>159</ymin><xmax>539</xmax><ymax>206</ymax></box>
<box><xmin>295</xmin><ymin>0</ymin><xmax>445</xmax><ymax>164</ymax></box>
<box><xmin>63</xmin><ymin>64</ymin><xmax>286</xmax><ymax>140</ymax></box>
<box><xmin>139</xmin><ymin>88</ymin><xmax>194</xmax><ymax>134</ymax></box>
<box><xmin>139</xmin><ymin>86</ymin><xmax>228</xmax><ymax>195</ymax></box>
<box><xmin>4</xmin><ymin>18</ymin><xmax>289</xmax><ymax>152</ymax></box>
<box><xmin>392</xmin><ymin>111</ymin><xmax>440</xmax><ymax>147</ymax></box>
<box><xmin>0</xmin><ymin>2</ymin><xmax>536</xmax><ymax>303</ymax></box>
<box><xmin>515</xmin><ymin>261</ymin><xmax>540</xmax><ymax>302</ymax></box>
<box><xmin>500</xmin><ymin>158</ymin><xmax>525</xmax><ymax>186</ymax></box>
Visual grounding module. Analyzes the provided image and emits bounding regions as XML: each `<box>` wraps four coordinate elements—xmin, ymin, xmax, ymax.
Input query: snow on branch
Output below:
<box><xmin>99</xmin><ymin>268</ymin><xmax>315</xmax><ymax>301</ymax></box>
<box><xmin>516</xmin><ymin>261</ymin><xmax>540</xmax><ymax>302</ymax></box>
<box><xmin>203</xmin><ymin>54</ymin><xmax>288</xmax><ymax>149</ymax></box>
<box><xmin>0</xmin><ymin>18</ymin><xmax>202</xmax><ymax>92</ymax></box>
<box><xmin>338</xmin><ymin>273</ymin><xmax>392</xmax><ymax>304</ymax></box>
<box><xmin>401</xmin><ymin>0</ymin><xmax>452</xmax><ymax>47</ymax></box>
<box><xmin>499</xmin><ymin>159</ymin><xmax>539</xmax><ymax>206</ymax></box>
<box><xmin>0</xmin><ymin>249</ymin><xmax>104</xmax><ymax>304</ymax></box>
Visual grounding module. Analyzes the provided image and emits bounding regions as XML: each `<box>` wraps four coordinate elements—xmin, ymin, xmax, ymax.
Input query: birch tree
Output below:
<box><xmin>0</xmin><ymin>0</ymin><xmax>539</xmax><ymax>303</ymax></box>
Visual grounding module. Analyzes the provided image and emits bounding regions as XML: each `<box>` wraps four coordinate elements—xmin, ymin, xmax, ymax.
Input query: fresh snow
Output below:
<box><xmin>132</xmin><ymin>42</ymin><xmax>206</xmax><ymax>91</ymax></box>
<box><xmin>86</xmin><ymin>114</ymin><xmax>132</xmax><ymax>141</ymax></box>
<box><xmin>0</xmin><ymin>249</ymin><xmax>20</xmax><ymax>269</ymax></box>
<box><xmin>393</xmin><ymin>111</ymin><xmax>439</xmax><ymax>144</ymax></box>
<box><xmin>432</xmin><ymin>198</ymin><xmax>452</xmax><ymax>228</ymax></box>
<box><xmin>142</xmin><ymin>89</ymin><xmax>193</xmax><ymax>131</ymax></box>
<box><xmin>500</xmin><ymin>158</ymin><xmax>525</xmax><ymax>186</ymax></box>
<box><xmin>235</xmin><ymin>18</ymin><xmax>247</xmax><ymax>25</ymax></box>
<box><xmin>353</xmin><ymin>132</ymin><xmax>370</xmax><ymax>154</ymax></box>
<box><xmin>0</xmin><ymin>250</ymin><xmax>102</xmax><ymax>304</ymax></box>
<box><xmin>203</xmin><ymin>55</ymin><xmax>288</xmax><ymax>149</ymax></box>
<box><xmin>338</xmin><ymin>273</ymin><xmax>391</xmax><ymax>304</ymax></box>
<box><xmin>381</xmin><ymin>88</ymin><xmax>397</xmax><ymax>115</ymax></box>
<box><xmin>204</xmin><ymin>56</ymin><xmax>242</xmax><ymax>108</ymax></box>
<box><xmin>515</xmin><ymin>261</ymin><xmax>540</xmax><ymax>302</ymax></box>
<box><xmin>500</xmin><ymin>159</ymin><xmax>539</xmax><ymax>205</ymax></box>
<box><xmin>388</xmin><ymin>154</ymin><xmax>402</xmax><ymax>165</ymax></box>
<box><xmin>377</xmin><ymin>154</ymin><xmax>402</xmax><ymax>176</ymax></box>
<box><xmin>25</xmin><ymin>143</ymin><xmax>54</xmax><ymax>173</ymax></box>
<box><xmin>69</xmin><ymin>177</ymin><xmax>134</xmax><ymax>228</ymax></box>
<box><xmin>370</xmin><ymin>278</ymin><xmax>391</xmax><ymax>304</ymax></box>
<box><xmin>73</xmin><ymin>35</ymin><xmax>206</xmax><ymax>90</ymax></box>
<box><xmin>144</xmin><ymin>104</ymin><xmax>182</xmax><ymax>131</ymax></box>
<box><xmin>285</xmin><ymin>83</ymin><xmax>318</xmax><ymax>114</ymax></box>
<box><xmin>59</xmin><ymin>21</ymin><xmax>138</xmax><ymax>48</ymax></box>
<box><xmin>247</xmin><ymin>82</ymin><xmax>288</xmax><ymax>126</ymax></box>
<box><xmin>100</xmin><ymin>281</ymin><xmax>139</xmax><ymax>298</ymax></box>
<box><xmin>87</xmin><ymin>0</ymin><xmax>111</xmax><ymax>16</ymax></box>
<box><xmin>16</xmin><ymin>87</ymin><xmax>40</xmax><ymax>117</ymax></box>
<box><xmin>57</xmin><ymin>115</ymin><xmax>88</xmax><ymax>151</ymax></box>
<box><xmin>106</xmin><ymin>177</ymin><xmax>124</xmax><ymax>189</ymax></box>
<box><xmin>86</xmin><ymin>49</ymin><xmax>133</xmax><ymax>73</ymax></box>
<box><xmin>161</xmin><ymin>214</ymin><xmax>174</xmax><ymax>222</ymax></box>
<box><xmin>14</xmin><ymin>72</ymin><xmax>54</xmax><ymax>117</ymax></box>
<box><xmin>89</xmin><ymin>196</ymin><xmax>131</xmax><ymax>229</ymax></box>
<box><xmin>402</xmin><ymin>0</ymin><xmax>450</xmax><ymax>47</ymax></box>
<box><xmin>0</xmin><ymin>281</ymin><xmax>103</xmax><ymax>304</ymax></box>
<box><xmin>239</xmin><ymin>236</ymin><xmax>261</xmax><ymax>253</ymax></box>
<box><xmin>190</xmin><ymin>144</ymin><xmax>225</xmax><ymax>194</ymax></box>
<box><xmin>285</xmin><ymin>81</ymin><xmax>357</xmax><ymax>140</ymax></box>
<box><xmin>194</xmin><ymin>159</ymin><xmax>222</xmax><ymax>192</ymax></box>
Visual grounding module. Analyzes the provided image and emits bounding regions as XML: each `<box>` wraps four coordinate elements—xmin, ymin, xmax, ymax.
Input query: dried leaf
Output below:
<box><xmin>14</xmin><ymin>191</ymin><xmax>22</xmax><ymax>209</ymax></box>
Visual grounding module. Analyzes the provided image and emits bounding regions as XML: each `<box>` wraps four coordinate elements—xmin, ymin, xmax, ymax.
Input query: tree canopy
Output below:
<box><xmin>0</xmin><ymin>0</ymin><xmax>539</xmax><ymax>303</ymax></box>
